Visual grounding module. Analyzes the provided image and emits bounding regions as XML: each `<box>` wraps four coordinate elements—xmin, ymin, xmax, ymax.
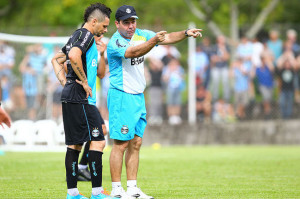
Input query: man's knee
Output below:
<box><xmin>130</xmin><ymin>136</ymin><xmax>142</xmax><ymax>151</ymax></box>
<box><xmin>113</xmin><ymin>140</ymin><xmax>129</xmax><ymax>153</ymax></box>
<box><xmin>67</xmin><ymin>144</ymin><xmax>83</xmax><ymax>151</ymax></box>
<box><xmin>89</xmin><ymin>140</ymin><xmax>106</xmax><ymax>151</ymax></box>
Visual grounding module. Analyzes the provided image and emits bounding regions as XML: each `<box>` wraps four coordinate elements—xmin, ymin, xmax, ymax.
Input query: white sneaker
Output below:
<box><xmin>111</xmin><ymin>186</ymin><xmax>134</xmax><ymax>199</ymax></box>
<box><xmin>127</xmin><ymin>187</ymin><xmax>154</xmax><ymax>199</ymax></box>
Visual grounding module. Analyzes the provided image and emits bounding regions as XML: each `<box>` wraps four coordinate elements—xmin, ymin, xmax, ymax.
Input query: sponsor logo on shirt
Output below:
<box><xmin>116</xmin><ymin>39</ymin><xmax>126</xmax><ymax>48</ymax></box>
<box><xmin>131</xmin><ymin>56</ymin><xmax>144</xmax><ymax>65</ymax></box>
<box><xmin>92</xmin><ymin>59</ymin><xmax>97</xmax><ymax>67</ymax></box>
<box><xmin>81</xmin><ymin>32</ymin><xmax>90</xmax><ymax>47</ymax></box>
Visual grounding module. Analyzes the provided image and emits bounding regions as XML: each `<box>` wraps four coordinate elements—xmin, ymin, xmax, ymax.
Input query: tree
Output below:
<box><xmin>184</xmin><ymin>0</ymin><xmax>280</xmax><ymax>42</ymax></box>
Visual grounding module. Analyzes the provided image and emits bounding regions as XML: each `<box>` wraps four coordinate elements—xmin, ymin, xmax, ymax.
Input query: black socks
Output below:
<box><xmin>65</xmin><ymin>147</ymin><xmax>80</xmax><ymax>189</ymax></box>
<box><xmin>79</xmin><ymin>142</ymin><xmax>90</xmax><ymax>165</ymax></box>
<box><xmin>88</xmin><ymin>150</ymin><xmax>103</xmax><ymax>188</ymax></box>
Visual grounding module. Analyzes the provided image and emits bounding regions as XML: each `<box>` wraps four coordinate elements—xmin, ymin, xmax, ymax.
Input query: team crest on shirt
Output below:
<box><xmin>116</xmin><ymin>39</ymin><xmax>126</xmax><ymax>48</ymax></box>
<box><xmin>121</xmin><ymin>125</ymin><xmax>129</xmax><ymax>134</ymax></box>
<box><xmin>92</xmin><ymin>127</ymin><xmax>100</xmax><ymax>137</ymax></box>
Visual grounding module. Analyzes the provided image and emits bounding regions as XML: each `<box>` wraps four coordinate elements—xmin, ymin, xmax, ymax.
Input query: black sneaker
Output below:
<box><xmin>78</xmin><ymin>167</ymin><xmax>91</xmax><ymax>181</ymax></box>
<box><xmin>77</xmin><ymin>175</ymin><xmax>89</xmax><ymax>181</ymax></box>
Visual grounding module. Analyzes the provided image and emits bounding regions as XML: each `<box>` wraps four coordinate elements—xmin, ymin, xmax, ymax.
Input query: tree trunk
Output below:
<box><xmin>246</xmin><ymin>0</ymin><xmax>280</xmax><ymax>39</ymax></box>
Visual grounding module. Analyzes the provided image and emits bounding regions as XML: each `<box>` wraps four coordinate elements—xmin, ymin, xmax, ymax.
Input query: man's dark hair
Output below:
<box><xmin>84</xmin><ymin>3</ymin><xmax>112</xmax><ymax>22</ymax></box>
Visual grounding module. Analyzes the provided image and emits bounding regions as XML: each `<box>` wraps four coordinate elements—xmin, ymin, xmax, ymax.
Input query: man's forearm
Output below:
<box><xmin>52</xmin><ymin>53</ymin><xmax>67</xmax><ymax>86</ymax></box>
<box><xmin>125</xmin><ymin>37</ymin><xmax>158</xmax><ymax>58</ymax></box>
<box><xmin>70</xmin><ymin>57</ymin><xmax>87</xmax><ymax>83</ymax></box>
<box><xmin>97</xmin><ymin>54</ymin><xmax>106</xmax><ymax>79</ymax></box>
<box><xmin>161</xmin><ymin>30</ymin><xmax>186</xmax><ymax>45</ymax></box>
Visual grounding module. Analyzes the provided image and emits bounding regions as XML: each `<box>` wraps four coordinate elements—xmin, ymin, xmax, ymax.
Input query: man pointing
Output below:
<box><xmin>107</xmin><ymin>5</ymin><xmax>202</xmax><ymax>199</ymax></box>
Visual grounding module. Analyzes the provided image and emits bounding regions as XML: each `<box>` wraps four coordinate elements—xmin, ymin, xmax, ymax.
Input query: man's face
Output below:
<box><xmin>115</xmin><ymin>18</ymin><xmax>136</xmax><ymax>39</ymax></box>
<box><xmin>94</xmin><ymin>17</ymin><xmax>110</xmax><ymax>37</ymax></box>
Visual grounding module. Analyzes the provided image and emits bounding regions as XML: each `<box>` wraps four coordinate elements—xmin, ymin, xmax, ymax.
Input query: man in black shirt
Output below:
<box><xmin>52</xmin><ymin>3</ymin><xmax>116</xmax><ymax>199</ymax></box>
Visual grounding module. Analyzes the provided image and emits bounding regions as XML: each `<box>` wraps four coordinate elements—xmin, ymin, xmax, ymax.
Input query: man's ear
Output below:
<box><xmin>92</xmin><ymin>18</ymin><xmax>97</xmax><ymax>26</ymax></box>
<box><xmin>115</xmin><ymin>20</ymin><xmax>119</xmax><ymax>28</ymax></box>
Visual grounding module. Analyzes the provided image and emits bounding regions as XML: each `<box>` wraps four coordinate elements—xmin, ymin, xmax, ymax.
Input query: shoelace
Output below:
<box><xmin>79</xmin><ymin>193</ymin><xmax>87</xmax><ymax>198</ymax></box>
<box><xmin>101</xmin><ymin>188</ymin><xmax>111</xmax><ymax>196</ymax></box>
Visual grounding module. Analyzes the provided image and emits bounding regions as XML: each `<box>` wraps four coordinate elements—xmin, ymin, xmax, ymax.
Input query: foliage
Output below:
<box><xmin>1</xmin><ymin>0</ymin><xmax>300</xmax><ymax>36</ymax></box>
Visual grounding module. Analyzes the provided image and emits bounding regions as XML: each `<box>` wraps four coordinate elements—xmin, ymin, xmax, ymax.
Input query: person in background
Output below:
<box><xmin>46</xmin><ymin>46</ymin><xmax>63</xmax><ymax>122</ymax></box>
<box><xmin>255</xmin><ymin>54</ymin><xmax>275</xmax><ymax>119</ymax></box>
<box><xmin>276</xmin><ymin>47</ymin><xmax>298</xmax><ymax>119</ymax></box>
<box><xmin>162</xmin><ymin>58</ymin><xmax>185</xmax><ymax>125</ymax></box>
<box><xmin>286</xmin><ymin>29</ymin><xmax>300</xmax><ymax>56</ymax></box>
<box><xmin>231</xmin><ymin>57</ymin><xmax>250</xmax><ymax>120</ymax></box>
<box><xmin>286</xmin><ymin>29</ymin><xmax>300</xmax><ymax>103</ymax></box>
<box><xmin>200</xmin><ymin>37</ymin><xmax>213</xmax><ymax>89</ymax></box>
<box><xmin>19</xmin><ymin>54</ymin><xmax>38</xmax><ymax>120</ymax></box>
<box><xmin>212</xmin><ymin>98</ymin><xmax>235</xmax><ymax>123</ymax></box>
<box><xmin>267</xmin><ymin>30</ymin><xmax>283</xmax><ymax>64</ymax></box>
<box><xmin>236</xmin><ymin>36</ymin><xmax>255</xmax><ymax>104</ymax></box>
<box><xmin>0</xmin><ymin>81</ymin><xmax>11</xmax><ymax>128</ymax></box>
<box><xmin>99</xmin><ymin>65</ymin><xmax>110</xmax><ymax>129</ymax></box>
<box><xmin>147</xmin><ymin>57</ymin><xmax>164</xmax><ymax>125</ymax></box>
<box><xmin>194</xmin><ymin>45</ymin><xmax>209</xmax><ymax>89</ymax></box>
<box><xmin>196</xmin><ymin>83</ymin><xmax>212</xmax><ymax>122</ymax></box>
<box><xmin>0</xmin><ymin>41</ymin><xmax>15</xmax><ymax>114</ymax></box>
<box><xmin>26</xmin><ymin>44</ymin><xmax>47</xmax><ymax>109</ymax></box>
<box><xmin>210</xmin><ymin>35</ymin><xmax>230</xmax><ymax>102</ymax></box>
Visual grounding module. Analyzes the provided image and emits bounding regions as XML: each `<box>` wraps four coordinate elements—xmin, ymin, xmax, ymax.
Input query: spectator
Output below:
<box><xmin>161</xmin><ymin>45</ymin><xmax>181</xmax><ymax>65</ymax></box>
<box><xmin>285</xmin><ymin>29</ymin><xmax>300</xmax><ymax>103</ymax></box>
<box><xmin>26</xmin><ymin>44</ymin><xmax>47</xmax><ymax>112</ymax></box>
<box><xmin>212</xmin><ymin>98</ymin><xmax>236</xmax><ymax>123</ymax></box>
<box><xmin>194</xmin><ymin>45</ymin><xmax>209</xmax><ymax>89</ymax></box>
<box><xmin>196</xmin><ymin>83</ymin><xmax>212</xmax><ymax>122</ymax></box>
<box><xmin>231</xmin><ymin>57</ymin><xmax>250</xmax><ymax>120</ymax></box>
<box><xmin>267</xmin><ymin>30</ymin><xmax>283</xmax><ymax>64</ymax></box>
<box><xmin>147</xmin><ymin>58</ymin><xmax>164</xmax><ymax>125</ymax></box>
<box><xmin>237</xmin><ymin>36</ymin><xmax>255</xmax><ymax>102</ymax></box>
<box><xmin>0</xmin><ymin>40</ymin><xmax>15</xmax><ymax>79</ymax></box>
<box><xmin>99</xmin><ymin>65</ymin><xmax>110</xmax><ymax>127</ymax></box>
<box><xmin>210</xmin><ymin>35</ymin><xmax>230</xmax><ymax>102</ymax></box>
<box><xmin>19</xmin><ymin>54</ymin><xmax>38</xmax><ymax>120</ymax></box>
<box><xmin>46</xmin><ymin>46</ymin><xmax>63</xmax><ymax>122</ymax></box>
<box><xmin>286</xmin><ymin>29</ymin><xmax>300</xmax><ymax>56</ymax></box>
<box><xmin>255</xmin><ymin>54</ymin><xmax>275</xmax><ymax>119</ymax></box>
<box><xmin>276</xmin><ymin>48</ymin><xmax>298</xmax><ymax>119</ymax></box>
<box><xmin>146</xmin><ymin>45</ymin><xmax>181</xmax><ymax>63</ymax></box>
<box><xmin>0</xmin><ymin>41</ymin><xmax>15</xmax><ymax>113</ymax></box>
<box><xmin>0</xmin><ymin>75</ymin><xmax>13</xmax><ymax>114</ymax></box>
<box><xmin>252</xmin><ymin>37</ymin><xmax>264</xmax><ymax>68</ymax></box>
<box><xmin>162</xmin><ymin>58</ymin><xmax>185</xmax><ymax>125</ymax></box>
<box><xmin>200</xmin><ymin>37</ymin><xmax>213</xmax><ymax>88</ymax></box>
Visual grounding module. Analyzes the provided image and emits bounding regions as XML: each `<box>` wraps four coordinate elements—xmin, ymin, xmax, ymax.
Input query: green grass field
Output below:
<box><xmin>0</xmin><ymin>146</ymin><xmax>300</xmax><ymax>198</ymax></box>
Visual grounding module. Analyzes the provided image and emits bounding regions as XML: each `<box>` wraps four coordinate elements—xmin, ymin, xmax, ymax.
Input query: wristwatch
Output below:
<box><xmin>185</xmin><ymin>28</ymin><xmax>191</xmax><ymax>37</ymax></box>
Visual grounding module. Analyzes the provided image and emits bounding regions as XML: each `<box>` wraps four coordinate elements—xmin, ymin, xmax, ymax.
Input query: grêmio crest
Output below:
<box><xmin>121</xmin><ymin>125</ymin><xmax>129</xmax><ymax>134</ymax></box>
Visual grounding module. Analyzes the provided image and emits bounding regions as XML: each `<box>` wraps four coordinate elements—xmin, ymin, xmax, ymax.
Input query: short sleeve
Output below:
<box><xmin>72</xmin><ymin>30</ymin><xmax>94</xmax><ymax>55</ymax></box>
<box><xmin>107</xmin><ymin>37</ymin><xmax>130</xmax><ymax>59</ymax></box>
<box><xmin>142</xmin><ymin>29</ymin><xmax>156</xmax><ymax>41</ymax></box>
<box><xmin>62</xmin><ymin>45</ymin><xmax>67</xmax><ymax>55</ymax></box>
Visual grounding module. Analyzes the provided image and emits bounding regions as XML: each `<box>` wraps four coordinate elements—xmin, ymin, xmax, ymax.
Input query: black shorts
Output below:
<box><xmin>62</xmin><ymin>102</ymin><xmax>105</xmax><ymax>145</ymax></box>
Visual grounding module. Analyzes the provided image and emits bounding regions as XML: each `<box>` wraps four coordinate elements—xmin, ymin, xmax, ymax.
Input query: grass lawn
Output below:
<box><xmin>0</xmin><ymin>146</ymin><xmax>300</xmax><ymax>198</ymax></box>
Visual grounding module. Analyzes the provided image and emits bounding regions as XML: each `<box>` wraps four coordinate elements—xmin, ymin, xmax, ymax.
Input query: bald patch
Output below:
<box><xmin>88</xmin><ymin>10</ymin><xmax>105</xmax><ymax>22</ymax></box>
